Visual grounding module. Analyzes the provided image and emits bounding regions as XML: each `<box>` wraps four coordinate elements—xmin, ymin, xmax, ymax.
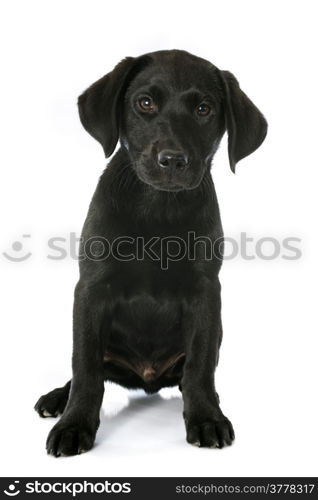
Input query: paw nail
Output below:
<box><xmin>191</xmin><ymin>441</ymin><xmax>200</xmax><ymax>447</ymax></box>
<box><xmin>42</xmin><ymin>410</ymin><xmax>53</xmax><ymax>417</ymax></box>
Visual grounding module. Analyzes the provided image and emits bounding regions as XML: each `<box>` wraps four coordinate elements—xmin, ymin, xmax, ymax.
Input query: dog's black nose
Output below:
<box><xmin>158</xmin><ymin>150</ymin><xmax>188</xmax><ymax>170</ymax></box>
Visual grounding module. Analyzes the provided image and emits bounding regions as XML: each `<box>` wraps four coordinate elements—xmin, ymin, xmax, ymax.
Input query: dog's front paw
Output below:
<box><xmin>46</xmin><ymin>420</ymin><xmax>96</xmax><ymax>457</ymax></box>
<box><xmin>35</xmin><ymin>387</ymin><xmax>69</xmax><ymax>418</ymax></box>
<box><xmin>185</xmin><ymin>416</ymin><xmax>235</xmax><ymax>448</ymax></box>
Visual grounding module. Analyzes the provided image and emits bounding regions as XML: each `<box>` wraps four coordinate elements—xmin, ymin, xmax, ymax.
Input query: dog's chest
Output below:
<box><xmin>105</xmin><ymin>292</ymin><xmax>184</xmax><ymax>382</ymax></box>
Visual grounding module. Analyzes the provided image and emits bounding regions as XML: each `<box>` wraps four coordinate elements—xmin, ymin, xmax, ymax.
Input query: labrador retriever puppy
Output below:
<box><xmin>35</xmin><ymin>50</ymin><xmax>267</xmax><ymax>456</ymax></box>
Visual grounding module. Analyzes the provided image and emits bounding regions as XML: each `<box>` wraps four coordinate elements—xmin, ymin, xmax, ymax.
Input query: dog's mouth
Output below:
<box><xmin>138</xmin><ymin>176</ymin><xmax>188</xmax><ymax>192</ymax></box>
<box><xmin>134</xmin><ymin>157</ymin><xmax>205</xmax><ymax>192</ymax></box>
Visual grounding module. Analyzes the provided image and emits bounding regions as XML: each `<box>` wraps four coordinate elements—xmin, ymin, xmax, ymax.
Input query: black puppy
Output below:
<box><xmin>35</xmin><ymin>50</ymin><xmax>267</xmax><ymax>456</ymax></box>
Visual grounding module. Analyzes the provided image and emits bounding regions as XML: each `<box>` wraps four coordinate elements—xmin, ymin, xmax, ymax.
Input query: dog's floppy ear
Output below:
<box><xmin>78</xmin><ymin>56</ymin><xmax>147</xmax><ymax>157</ymax></box>
<box><xmin>219</xmin><ymin>70</ymin><xmax>267</xmax><ymax>173</ymax></box>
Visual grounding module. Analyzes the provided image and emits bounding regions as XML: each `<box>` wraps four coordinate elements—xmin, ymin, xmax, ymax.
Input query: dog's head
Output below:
<box><xmin>78</xmin><ymin>50</ymin><xmax>267</xmax><ymax>191</ymax></box>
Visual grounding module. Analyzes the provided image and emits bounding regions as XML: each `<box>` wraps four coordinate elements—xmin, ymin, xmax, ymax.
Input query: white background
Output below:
<box><xmin>1</xmin><ymin>0</ymin><xmax>317</xmax><ymax>478</ymax></box>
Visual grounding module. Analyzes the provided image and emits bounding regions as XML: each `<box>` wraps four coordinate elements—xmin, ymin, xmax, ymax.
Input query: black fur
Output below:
<box><xmin>35</xmin><ymin>50</ymin><xmax>267</xmax><ymax>456</ymax></box>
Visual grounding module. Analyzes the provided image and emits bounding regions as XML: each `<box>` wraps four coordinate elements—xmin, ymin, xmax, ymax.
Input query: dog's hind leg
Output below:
<box><xmin>34</xmin><ymin>380</ymin><xmax>71</xmax><ymax>418</ymax></box>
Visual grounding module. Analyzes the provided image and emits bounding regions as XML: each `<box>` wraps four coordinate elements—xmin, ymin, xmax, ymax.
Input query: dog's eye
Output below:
<box><xmin>196</xmin><ymin>102</ymin><xmax>212</xmax><ymax>117</ymax></box>
<box><xmin>137</xmin><ymin>96</ymin><xmax>156</xmax><ymax>113</ymax></box>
